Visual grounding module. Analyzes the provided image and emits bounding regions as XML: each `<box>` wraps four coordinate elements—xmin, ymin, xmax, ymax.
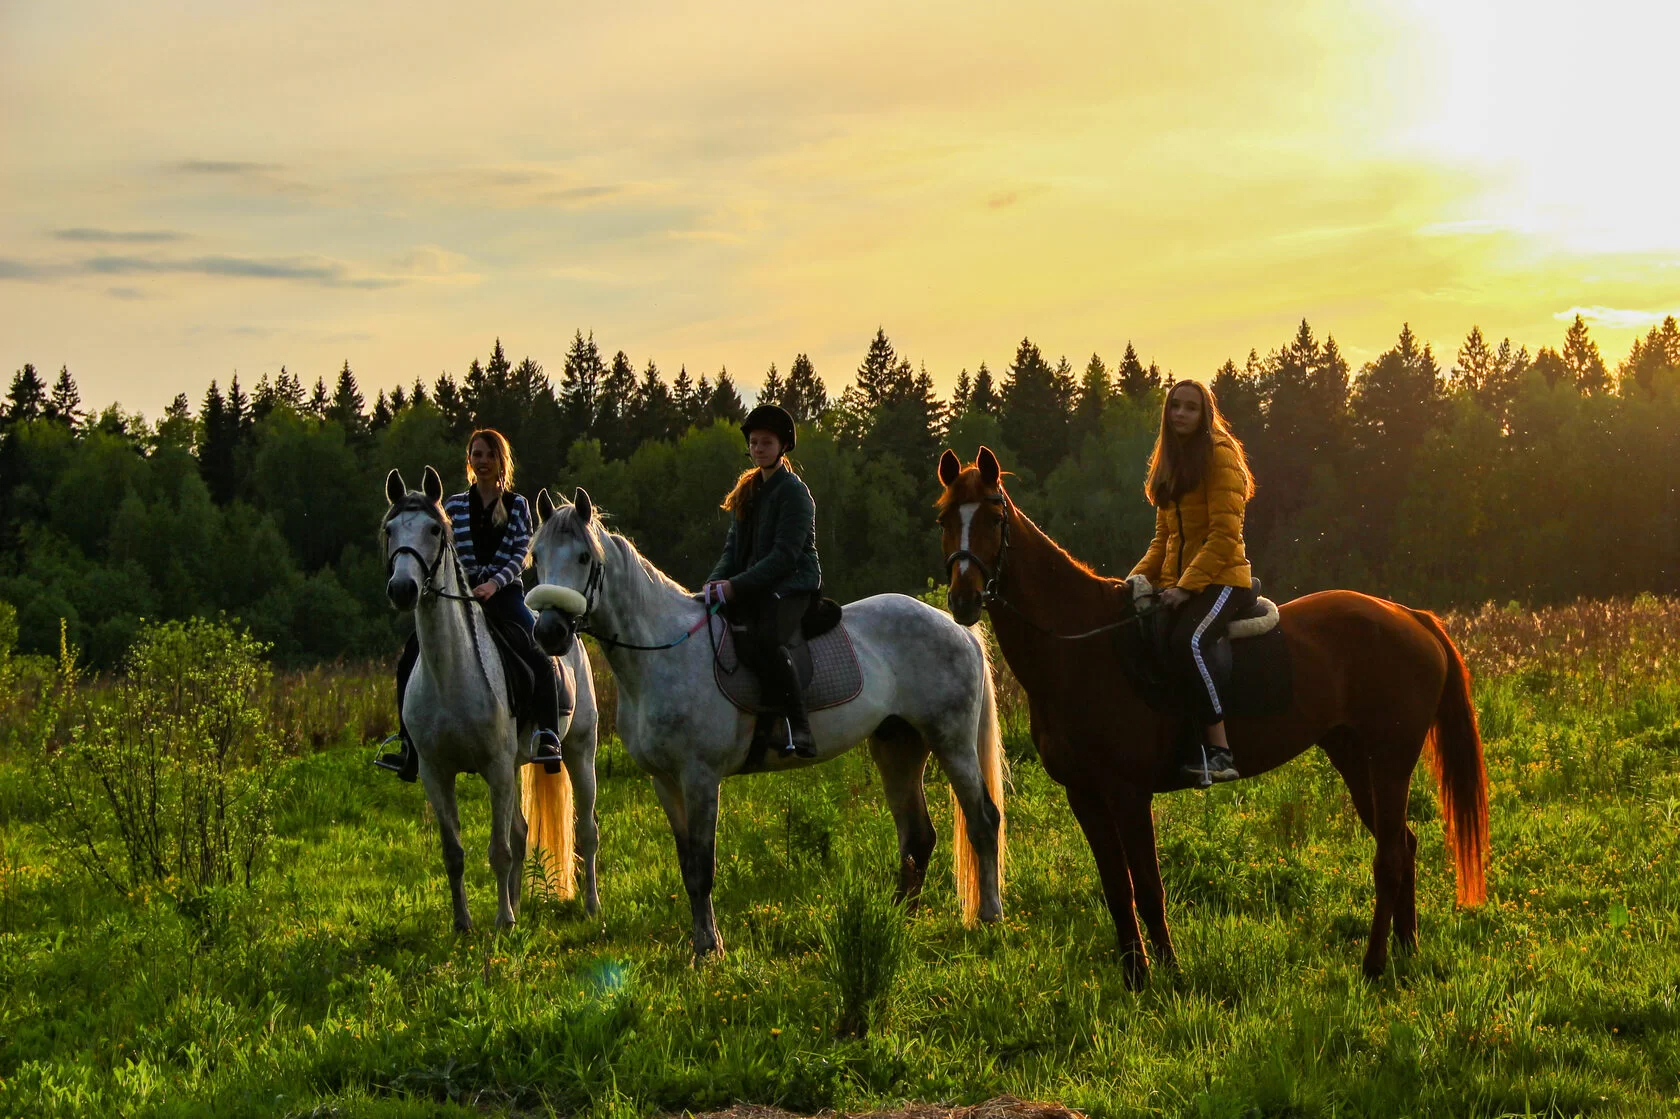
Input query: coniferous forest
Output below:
<box><xmin>3</xmin><ymin>315</ymin><xmax>1677</xmax><ymax>668</ymax></box>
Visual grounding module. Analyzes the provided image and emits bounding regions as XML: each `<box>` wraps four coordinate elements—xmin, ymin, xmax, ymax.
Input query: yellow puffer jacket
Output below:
<box><xmin>1129</xmin><ymin>436</ymin><xmax>1253</xmax><ymax>594</ymax></box>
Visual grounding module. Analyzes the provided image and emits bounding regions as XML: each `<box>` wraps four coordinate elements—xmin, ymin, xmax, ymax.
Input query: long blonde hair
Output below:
<box><xmin>1144</xmin><ymin>380</ymin><xmax>1254</xmax><ymax>507</ymax></box>
<box><xmin>466</xmin><ymin>428</ymin><xmax>515</xmax><ymax>526</ymax></box>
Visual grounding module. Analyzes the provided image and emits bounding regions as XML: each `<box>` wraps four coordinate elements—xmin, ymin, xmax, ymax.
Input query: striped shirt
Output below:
<box><xmin>444</xmin><ymin>489</ymin><xmax>532</xmax><ymax>589</ymax></box>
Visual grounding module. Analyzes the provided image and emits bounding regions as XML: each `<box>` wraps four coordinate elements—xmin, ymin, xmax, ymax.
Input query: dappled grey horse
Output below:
<box><xmin>526</xmin><ymin>487</ymin><xmax>1005</xmax><ymax>959</ymax></box>
<box><xmin>381</xmin><ymin>467</ymin><xmax>602</xmax><ymax>930</ymax></box>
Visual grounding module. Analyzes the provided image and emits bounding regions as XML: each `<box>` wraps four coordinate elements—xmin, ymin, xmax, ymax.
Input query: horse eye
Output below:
<box><xmin>578</xmin><ymin>552</ymin><xmax>589</xmax><ymax>564</ymax></box>
<box><xmin>429</xmin><ymin>524</ymin><xmax>441</xmax><ymax>536</ymax></box>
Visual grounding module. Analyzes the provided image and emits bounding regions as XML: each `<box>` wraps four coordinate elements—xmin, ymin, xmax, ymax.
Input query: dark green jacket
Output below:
<box><xmin>708</xmin><ymin>467</ymin><xmax>822</xmax><ymax>596</ymax></box>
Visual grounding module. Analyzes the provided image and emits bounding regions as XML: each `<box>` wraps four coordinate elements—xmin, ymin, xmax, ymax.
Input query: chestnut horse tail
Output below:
<box><xmin>951</xmin><ymin>627</ymin><xmax>1006</xmax><ymax>924</ymax></box>
<box><xmin>521</xmin><ymin>761</ymin><xmax>576</xmax><ymax>899</ymax></box>
<box><xmin>1408</xmin><ymin>608</ymin><xmax>1489</xmax><ymax>907</ymax></box>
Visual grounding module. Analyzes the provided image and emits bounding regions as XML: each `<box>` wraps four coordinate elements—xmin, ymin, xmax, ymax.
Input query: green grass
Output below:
<box><xmin>3</xmin><ymin>609</ymin><xmax>1680</xmax><ymax>1117</ymax></box>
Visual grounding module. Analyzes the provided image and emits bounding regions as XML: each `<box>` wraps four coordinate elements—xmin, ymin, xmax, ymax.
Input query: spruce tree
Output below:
<box><xmin>1562</xmin><ymin>314</ymin><xmax>1610</xmax><ymax>395</ymax></box>
<box><xmin>784</xmin><ymin>353</ymin><xmax>828</xmax><ymax>421</ymax></box>
<box><xmin>968</xmin><ymin>363</ymin><xmax>1000</xmax><ymax>416</ymax></box>
<box><xmin>1210</xmin><ymin>355</ymin><xmax>1263</xmax><ymax>442</ymax></box>
<box><xmin>46</xmin><ymin>366</ymin><xmax>83</xmax><ymax>430</ymax></box>
<box><xmin>630</xmin><ymin>359</ymin><xmax>678</xmax><ymax>445</ymax></box>
<box><xmin>692</xmin><ymin>375</ymin><xmax>715</xmax><ymax>424</ymax></box>
<box><xmin>759</xmin><ymin>362</ymin><xmax>785</xmax><ymax>408</ymax></box>
<box><xmin>999</xmin><ymin>336</ymin><xmax>1072</xmax><ymax>480</ymax></box>
<box><xmin>4</xmin><ymin>364</ymin><xmax>47</xmax><ymax>424</ymax></box>
<box><xmin>432</xmin><ymin>373</ymin><xmax>470</xmax><ymax>440</ymax></box>
<box><xmin>371</xmin><ymin>390</ymin><xmax>393</xmax><ymax>431</ymax></box>
<box><xmin>709</xmin><ymin>368</ymin><xmax>746</xmax><ymax>425</ymax></box>
<box><xmin>558</xmin><ymin>331</ymin><xmax>604</xmax><ymax>449</ymax></box>
<box><xmin>277</xmin><ymin>366</ymin><xmax>306</xmax><ymax>411</ymax></box>
<box><xmin>950</xmin><ymin>368</ymin><xmax>973</xmax><ymax>417</ymax></box>
<box><xmin>1117</xmin><ymin>342</ymin><xmax>1158</xmax><ymax>399</ymax></box>
<box><xmin>251</xmin><ymin>373</ymin><xmax>281</xmax><ymax>421</ymax></box>
<box><xmin>597</xmin><ymin>350</ymin><xmax>638</xmax><ymax>458</ymax></box>
<box><xmin>671</xmin><ymin>365</ymin><xmax>695</xmax><ymax>429</ymax></box>
<box><xmin>329</xmin><ymin>361</ymin><xmax>367</xmax><ymax>439</ymax></box>
<box><xmin>1532</xmin><ymin>346</ymin><xmax>1567</xmax><ymax>388</ymax></box>
<box><xmin>308</xmin><ymin>377</ymin><xmax>330</xmax><ymax>418</ymax></box>
<box><xmin>1452</xmin><ymin>326</ymin><xmax>1495</xmax><ymax>400</ymax></box>
<box><xmin>155</xmin><ymin>393</ymin><xmax>195</xmax><ymax>452</ymax></box>
<box><xmin>198</xmin><ymin>381</ymin><xmax>237</xmax><ymax>502</ymax></box>
<box><xmin>389</xmin><ymin>384</ymin><xmax>408</xmax><ymax>413</ymax></box>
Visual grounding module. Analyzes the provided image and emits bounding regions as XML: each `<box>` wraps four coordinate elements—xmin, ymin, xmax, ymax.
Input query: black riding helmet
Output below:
<box><xmin>740</xmin><ymin>403</ymin><xmax>796</xmax><ymax>453</ymax></box>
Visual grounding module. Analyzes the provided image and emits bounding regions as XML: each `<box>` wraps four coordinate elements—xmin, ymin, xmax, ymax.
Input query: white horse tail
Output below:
<box><xmin>521</xmin><ymin>762</ymin><xmax>576</xmax><ymax>899</ymax></box>
<box><xmin>951</xmin><ymin>626</ymin><xmax>1006</xmax><ymax>924</ymax></box>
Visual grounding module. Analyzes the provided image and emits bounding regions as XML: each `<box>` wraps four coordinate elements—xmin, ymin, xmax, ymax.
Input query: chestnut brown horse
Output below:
<box><xmin>936</xmin><ymin>446</ymin><xmax>1488</xmax><ymax>984</ymax></box>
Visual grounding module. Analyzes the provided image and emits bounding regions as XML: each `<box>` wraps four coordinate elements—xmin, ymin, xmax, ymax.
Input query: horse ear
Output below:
<box><xmin>574</xmin><ymin>488</ymin><xmax>593</xmax><ymax>524</ymax></box>
<box><xmin>385</xmin><ymin>468</ymin><xmax>406</xmax><ymax>505</ymax></box>
<box><xmin>977</xmin><ymin>446</ymin><xmax>1001</xmax><ymax>487</ymax></box>
<box><xmin>938</xmin><ymin>448</ymin><xmax>961</xmax><ymax>487</ymax></box>
<box><xmin>422</xmin><ymin>466</ymin><xmax>444</xmax><ymax>503</ymax></box>
<box><xmin>535</xmin><ymin>487</ymin><xmax>556</xmax><ymax>524</ymax></box>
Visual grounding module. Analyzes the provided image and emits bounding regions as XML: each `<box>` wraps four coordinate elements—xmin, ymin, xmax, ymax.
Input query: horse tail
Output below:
<box><xmin>521</xmin><ymin>757</ymin><xmax>576</xmax><ymax>899</ymax></box>
<box><xmin>951</xmin><ymin>626</ymin><xmax>1006</xmax><ymax>925</ymax></box>
<box><xmin>1408</xmin><ymin>608</ymin><xmax>1489</xmax><ymax>907</ymax></box>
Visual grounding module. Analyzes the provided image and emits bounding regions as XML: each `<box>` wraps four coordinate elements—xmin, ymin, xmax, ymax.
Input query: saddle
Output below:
<box><xmin>712</xmin><ymin>597</ymin><xmax>861</xmax><ymax>716</ymax></box>
<box><xmin>1120</xmin><ymin>576</ymin><xmax>1293</xmax><ymax>792</ymax></box>
<box><xmin>481</xmin><ymin>612</ymin><xmax>571</xmax><ymax>723</ymax></box>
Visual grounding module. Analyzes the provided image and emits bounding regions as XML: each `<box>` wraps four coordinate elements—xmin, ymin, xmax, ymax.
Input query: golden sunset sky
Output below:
<box><xmin>3</xmin><ymin>0</ymin><xmax>1677</xmax><ymax>417</ymax></box>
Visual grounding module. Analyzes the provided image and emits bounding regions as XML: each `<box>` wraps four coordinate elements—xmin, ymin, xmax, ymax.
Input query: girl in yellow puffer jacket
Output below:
<box><xmin>1130</xmin><ymin>379</ymin><xmax>1257</xmax><ymax>787</ymax></box>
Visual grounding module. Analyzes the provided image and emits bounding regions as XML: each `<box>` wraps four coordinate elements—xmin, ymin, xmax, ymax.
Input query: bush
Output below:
<box><xmin>817</xmin><ymin>872</ymin><xmax>911</xmax><ymax>1037</ymax></box>
<box><xmin>43</xmin><ymin>617</ymin><xmax>280</xmax><ymax>896</ymax></box>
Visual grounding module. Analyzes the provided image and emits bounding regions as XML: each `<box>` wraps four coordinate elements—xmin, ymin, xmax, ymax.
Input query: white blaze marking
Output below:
<box><xmin>957</xmin><ymin>502</ymin><xmax>979</xmax><ymax>575</ymax></box>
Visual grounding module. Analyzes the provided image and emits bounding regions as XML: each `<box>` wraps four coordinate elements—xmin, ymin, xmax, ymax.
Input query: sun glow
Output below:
<box><xmin>1395</xmin><ymin>0</ymin><xmax>1680</xmax><ymax>253</ymax></box>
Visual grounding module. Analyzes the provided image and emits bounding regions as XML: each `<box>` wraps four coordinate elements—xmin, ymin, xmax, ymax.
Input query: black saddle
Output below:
<box><xmin>1123</xmin><ymin>579</ymin><xmax>1293</xmax><ymax>791</ymax></box>
<box><xmin>481</xmin><ymin>613</ymin><xmax>570</xmax><ymax>722</ymax></box>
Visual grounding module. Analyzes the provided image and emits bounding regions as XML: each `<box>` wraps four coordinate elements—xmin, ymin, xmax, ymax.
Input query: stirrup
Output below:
<box><xmin>371</xmin><ymin>732</ymin><xmax>406</xmax><ymax>772</ymax></box>
<box><xmin>777</xmin><ymin>716</ymin><xmax>817</xmax><ymax>759</ymax></box>
<box><xmin>1181</xmin><ymin>745</ymin><xmax>1238</xmax><ymax>788</ymax></box>
<box><xmin>532</xmin><ymin>730</ymin><xmax>564</xmax><ymax>775</ymax></box>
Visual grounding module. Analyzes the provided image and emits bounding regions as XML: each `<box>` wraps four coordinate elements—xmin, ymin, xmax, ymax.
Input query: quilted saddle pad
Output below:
<box><xmin>711</xmin><ymin>620</ymin><xmax>864</xmax><ymax>715</ymax></box>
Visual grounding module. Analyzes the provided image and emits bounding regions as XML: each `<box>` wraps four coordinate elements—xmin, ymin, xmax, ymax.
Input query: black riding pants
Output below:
<box><xmin>727</xmin><ymin>590</ymin><xmax>814</xmax><ymax>714</ymax></box>
<box><xmin>396</xmin><ymin>583</ymin><xmax>570</xmax><ymax>744</ymax></box>
<box><xmin>1168</xmin><ymin>582</ymin><xmax>1257</xmax><ymax>725</ymax></box>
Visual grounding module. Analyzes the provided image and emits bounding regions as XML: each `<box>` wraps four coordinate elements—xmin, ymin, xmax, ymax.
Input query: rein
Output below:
<box><xmin>572</xmin><ymin>556</ymin><xmax>723</xmax><ymax>652</ymax></box>
<box><xmin>945</xmin><ymin>488</ymin><xmax>1163</xmax><ymax>641</ymax></box>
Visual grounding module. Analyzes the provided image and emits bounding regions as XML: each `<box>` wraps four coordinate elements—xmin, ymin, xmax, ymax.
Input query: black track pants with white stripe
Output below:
<box><xmin>1168</xmin><ymin>582</ymin><xmax>1258</xmax><ymax>725</ymax></box>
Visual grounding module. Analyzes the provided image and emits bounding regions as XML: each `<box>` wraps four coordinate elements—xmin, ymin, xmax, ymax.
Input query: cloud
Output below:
<box><xmin>0</xmin><ymin>258</ymin><xmax>50</xmax><ymax>280</ymax></box>
<box><xmin>106</xmin><ymin>287</ymin><xmax>146</xmax><ymax>300</ymax></box>
<box><xmin>171</xmin><ymin>160</ymin><xmax>282</xmax><ymax>175</ymax></box>
<box><xmin>83</xmin><ymin>254</ymin><xmax>401</xmax><ymax>289</ymax></box>
<box><xmin>1554</xmin><ymin>305</ymin><xmax>1679</xmax><ymax>330</ymax></box>
<box><xmin>52</xmin><ymin>227</ymin><xmax>188</xmax><ymax>243</ymax></box>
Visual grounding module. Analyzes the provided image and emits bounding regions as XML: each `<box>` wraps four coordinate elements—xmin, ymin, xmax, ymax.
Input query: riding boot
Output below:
<box><xmin>527</xmin><ymin>655</ymin><xmax>566</xmax><ymax>774</ymax></box>
<box><xmin>375</xmin><ymin>638</ymin><xmax>421</xmax><ymax>783</ymax></box>
<box><xmin>766</xmin><ymin>648</ymin><xmax>816</xmax><ymax>758</ymax></box>
<box><xmin>1180</xmin><ymin>741</ymin><xmax>1239</xmax><ymax>788</ymax></box>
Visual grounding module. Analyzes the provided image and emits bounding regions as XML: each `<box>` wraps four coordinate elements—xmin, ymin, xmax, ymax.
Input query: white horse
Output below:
<box><xmin>381</xmin><ymin>467</ymin><xmax>602</xmax><ymax>930</ymax></box>
<box><xmin>525</xmin><ymin>487</ymin><xmax>1005</xmax><ymax>959</ymax></box>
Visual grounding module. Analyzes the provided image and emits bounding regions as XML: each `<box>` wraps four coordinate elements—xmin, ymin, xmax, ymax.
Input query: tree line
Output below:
<box><xmin>3</xmin><ymin>315</ymin><xmax>1677</xmax><ymax>667</ymax></box>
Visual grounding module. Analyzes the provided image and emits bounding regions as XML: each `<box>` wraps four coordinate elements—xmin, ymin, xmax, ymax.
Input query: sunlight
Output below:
<box><xmin>1396</xmin><ymin>0</ymin><xmax>1680</xmax><ymax>252</ymax></box>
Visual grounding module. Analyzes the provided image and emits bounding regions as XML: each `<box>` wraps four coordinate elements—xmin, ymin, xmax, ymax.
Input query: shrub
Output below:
<box><xmin>817</xmin><ymin>872</ymin><xmax>911</xmax><ymax>1037</ymax></box>
<box><xmin>43</xmin><ymin>617</ymin><xmax>280</xmax><ymax>896</ymax></box>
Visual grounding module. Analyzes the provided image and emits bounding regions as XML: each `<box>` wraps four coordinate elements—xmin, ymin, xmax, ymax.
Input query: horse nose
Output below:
<box><xmin>387</xmin><ymin>575</ymin><xmax>419</xmax><ymax>610</ymax></box>
<box><xmin>534</xmin><ymin>608</ymin><xmax>575</xmax><ymax>655</ymax></box>
<box><xmin>947</xmin><ymin>588</ymin><xmax>982</xmax><ymax>627</ymax></box>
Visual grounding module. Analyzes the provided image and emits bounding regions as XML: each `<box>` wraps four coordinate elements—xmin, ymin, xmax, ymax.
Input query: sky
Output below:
<box><xmin>3</xmin><ymin>0</ymin><xmax>1678</xmax><ymax>419</ymax></box>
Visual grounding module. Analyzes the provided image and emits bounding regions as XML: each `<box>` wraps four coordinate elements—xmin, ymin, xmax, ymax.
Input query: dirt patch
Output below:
<box><xmin>691</xmin><ymin>1096</ymin><xmax>1085</xmax><ymax>1119</ymax></box>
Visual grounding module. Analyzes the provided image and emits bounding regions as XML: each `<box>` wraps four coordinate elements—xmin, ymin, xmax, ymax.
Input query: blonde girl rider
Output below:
<box><xmin>702</xmin><ymin>404</ymin><xmax>823</xmax><ymax>758</ymax></box>
<box><xmin>1130</xmin><ymin>380</ymin><xmax>1257</xmax><ymax>788</ymax></box>
<box><xmin>377</xmin><ymin>428</ymin><xmax>568</xmax><ymax>781</ymax></box>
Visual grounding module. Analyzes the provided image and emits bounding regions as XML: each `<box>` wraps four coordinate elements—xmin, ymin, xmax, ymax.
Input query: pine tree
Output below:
<box><xmin>1620</xmin><ymin>316</ymin><xmax>1680</xmax><ymax>395</ymax></box>
<box><xmin>432</xmin><ymin>372</ymin><xmax>469</xmax><ymax>440</ymax></box>
<box><xmin>709</xmin><ymin>368</ymin><xmax>746</xmax><ymax>425</ymax></box>
<box><xmin>198</xmin><ymin>381</ymin><xmax>237</xmax><ymax>502</ymax></box>
<box><xmin>759</xmin><ymin>362</ymin><xmax>785</xmax><ymax>408</ymax></box>
<box><xmin>968</xmin><ymin>362</ymin><xmax>1000</xmax><ymax>416</ymax></box>
<box><xmin>671</xmin><ymin>365</ymin><xmax>695</xmax><ymax>428</ymax></box>
<box><xmin>277</xmin><ymin>366</ymin><xmax>306</xmax><ymax>411</ymax></box>
<box><xmin>950</xmin><ymin>368</ymin><xmax>973</xmax><ymax>417</ymax></box>
<box><xmin>692</xmin><ymin>375</ymin><xmax>715</xmax><ymax>423</ymax></box>
<box><xmin>371</xmin><ymin>390</ymin><xmax>394</xmax><ymax>431</ymax></box>
<box><xmin>1532</xmin><ymin>346</ymin><xmax>1567</xmax><ymax>388</ymax></box>
<box><xmin>4</xmin><ymin>364</ymin><xmax>47</xmax><ymax>425</ymax></box>
<box><xmin>1486</xmin><ymin>339</ymin><xmax>1529</xmax><ymax>417</ymax></box>
<box><xmin>409</xmin><ymin>377</ymin><xmax>429</xmax><ymax>408</ymax></box>
<box><xmin>308</xmin><ymin>377</ymin><xmax>330</xmax><ymax>418</ymax></box>
<box><xmin>1451</xmin><ymin>325</ymin><xmax>1494</xmax><ymax>400</ymax></box>
<box><xmin>559</xmin><ymin>330</ymin><xmax>605</xmax><ymax>448</ymax></box>
<box><xmin>629</xmin><ymin>359</ymin><xmax>678</xmax><ymax>445</ymax></box>
<box><xmin>1561</xmin><ymin>314</ymin><xmax>1610</xmax><ymax>395</ymax></box>
<box><xmin>784</xmin><ymin>353</ymin><xmax>828</xmax><ymax>421</ymax></box>
<box><xmin>329</xmin><ymin>361</ymin><xmax>367</xmax><ymax>439</ymax></box>
<box><xmin>227</xmin><ymin>375</ymin><xmax>252</xmax><ymax>441</ymax></box>
<box><xmin>855</xmin><ymin>328</ymin><xmax>902</xmax><ymax>408</ymax></box>
<box><xmin>389</xmin><ymin>384</ymin><xmax>408</xmax><ymax>413</ymax></box>
<box><xmin>155</xmin><ymin>393</ymin><xmax>195</xmax><ymax>452</ymax></box>
<box><xmin>1116</xmin><ymin>342</ymin><xmax>1159</xmax><ymax>400</ymax></box>
<box><xmin>1000</xmin><ymin>336</ymin><xmax>1072</xmax><ymax>480</ymax></box>
<box><xmin>1210</xmin><ymin>355</ymin><xmax>1262</xmax><ymax>442</ymax></box>
<box><xmin>597</xmin><ymin>350</ymin><xmax>638</xmax><ymax>458</ymax></box>
<box><xmin>46</xmin><ymin>366</ymin><xmax>83</xmax><ymax>430</ymax></box>
<box><xmin>251</xmin><ymin>373</ymin><xmax>281</xmax><ymax>421</ymax></box>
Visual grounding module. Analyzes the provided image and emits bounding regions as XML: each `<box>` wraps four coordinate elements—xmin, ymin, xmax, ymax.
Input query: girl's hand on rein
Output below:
<box><xmin>1161</xmin><ymin>587</ymin><xmax>1190</xmax><ymax>609</ymax></box>
<box><xmin>472</xmin><ymin>581</ymin><xmax>498</xmax><ymax>602</ymax></box>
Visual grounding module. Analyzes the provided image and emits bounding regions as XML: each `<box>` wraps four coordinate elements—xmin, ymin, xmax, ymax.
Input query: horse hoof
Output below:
<box><xmin>1362</xmin><ymin>957</ymin><xmax>1387</xmax><ymax>981</ymax></box>
<box><xmin>455</xmin><ymin>920</ymin><xmax>473</xmax><ymax>934</ymax></box>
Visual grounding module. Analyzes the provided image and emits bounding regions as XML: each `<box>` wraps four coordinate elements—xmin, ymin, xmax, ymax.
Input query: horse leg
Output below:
<box><xmin>929</xmin><ymin>732</ymin><xmax>1003</xmax><ymax>923</ymax></box>
<box><xmin>680</xmin><ymin>773</ymin><xmax>725</xmax><ymax>960</ymax></box>
<box><xmin>1395</xmin><ymin>823</ymin><xmax>1420</xmax><ymax>953</ymax></box>
<box><xmin>421</xmin><ymin>768</ymin><xmax>472</xmax><ymax>933</ymax></box>
<box><xmin>564</xmin><ymin>729</ymin><xmax>602</xmax><ymax>916</ymax></box>
<box><xmin>1066</xmin><ymin>784</ymin><xmax>1147</xmax><ymax>987</ymax></box>
<box><xmin>868</xmin><ymin>730</ymin><xmax>936</xmax><ymax>910</ymax></box>
<box><xmin>1110</xmin><ymin>782</ymin><xmax>1176</xmax><ymax>970</ymax></box>
<box><xmin>650</xmin><ymin>772</ymin><xmax>690</xmax><ymax>871</ymax></box>
<box><xmin>485</xmin><ymin>756</ymin><xmax>521</xmax><ymax>929</ymax></box>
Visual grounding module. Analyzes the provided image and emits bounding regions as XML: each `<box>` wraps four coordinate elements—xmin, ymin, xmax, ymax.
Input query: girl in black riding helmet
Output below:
<box><xmin>702</xmin><ymin>404</ymin><xmax>823</xmax><ymax>758</ymax></box>
<box><xmin>377</xmin><ymin>428</ymin><xmax>568</xmax><ymax>781</ymax></box>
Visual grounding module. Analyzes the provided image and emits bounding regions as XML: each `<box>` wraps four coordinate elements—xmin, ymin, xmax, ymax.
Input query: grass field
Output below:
<box><xmin>2</xmin><ymin>598</ymin><xmax>1679</xmax><ymax>1117</ymax></box>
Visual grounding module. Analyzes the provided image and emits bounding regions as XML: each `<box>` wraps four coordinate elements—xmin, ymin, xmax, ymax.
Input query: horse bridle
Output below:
<box><xmin>385</xmin><ymin>513</ymin><xmax>477</xmax><ymax>604</ymax></box>
<box><xmin>943</xmin><ymin>492</ymin><xmax>1013</xmax><ymax>605</ymax></box>
<box><xmin>942</xmin><ymin>487</ymin><xmax>1164</xmax><ymax>640</ymax></box>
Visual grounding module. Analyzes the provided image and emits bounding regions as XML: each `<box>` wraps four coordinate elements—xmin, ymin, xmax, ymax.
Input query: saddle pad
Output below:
<box><xmin>1225</xmin><ymin>623</ymin><xmax>1293</xmax><ymax>718</ymax></box>
<box><xmin>713</xmin><ymin>621</ymin><xmax>864</xmax><ymax>715</ymax></box>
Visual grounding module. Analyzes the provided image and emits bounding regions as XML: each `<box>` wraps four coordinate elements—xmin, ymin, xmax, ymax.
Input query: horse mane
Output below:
<box><xmin>537</xmin><ymin>503</ymin><xmax>693</xmax><ymax>597</ymax></box>
<box><xmin>936</xmin><ymin>466</ymin><xmax>1116</xmax><ymax>587</ymax></box>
